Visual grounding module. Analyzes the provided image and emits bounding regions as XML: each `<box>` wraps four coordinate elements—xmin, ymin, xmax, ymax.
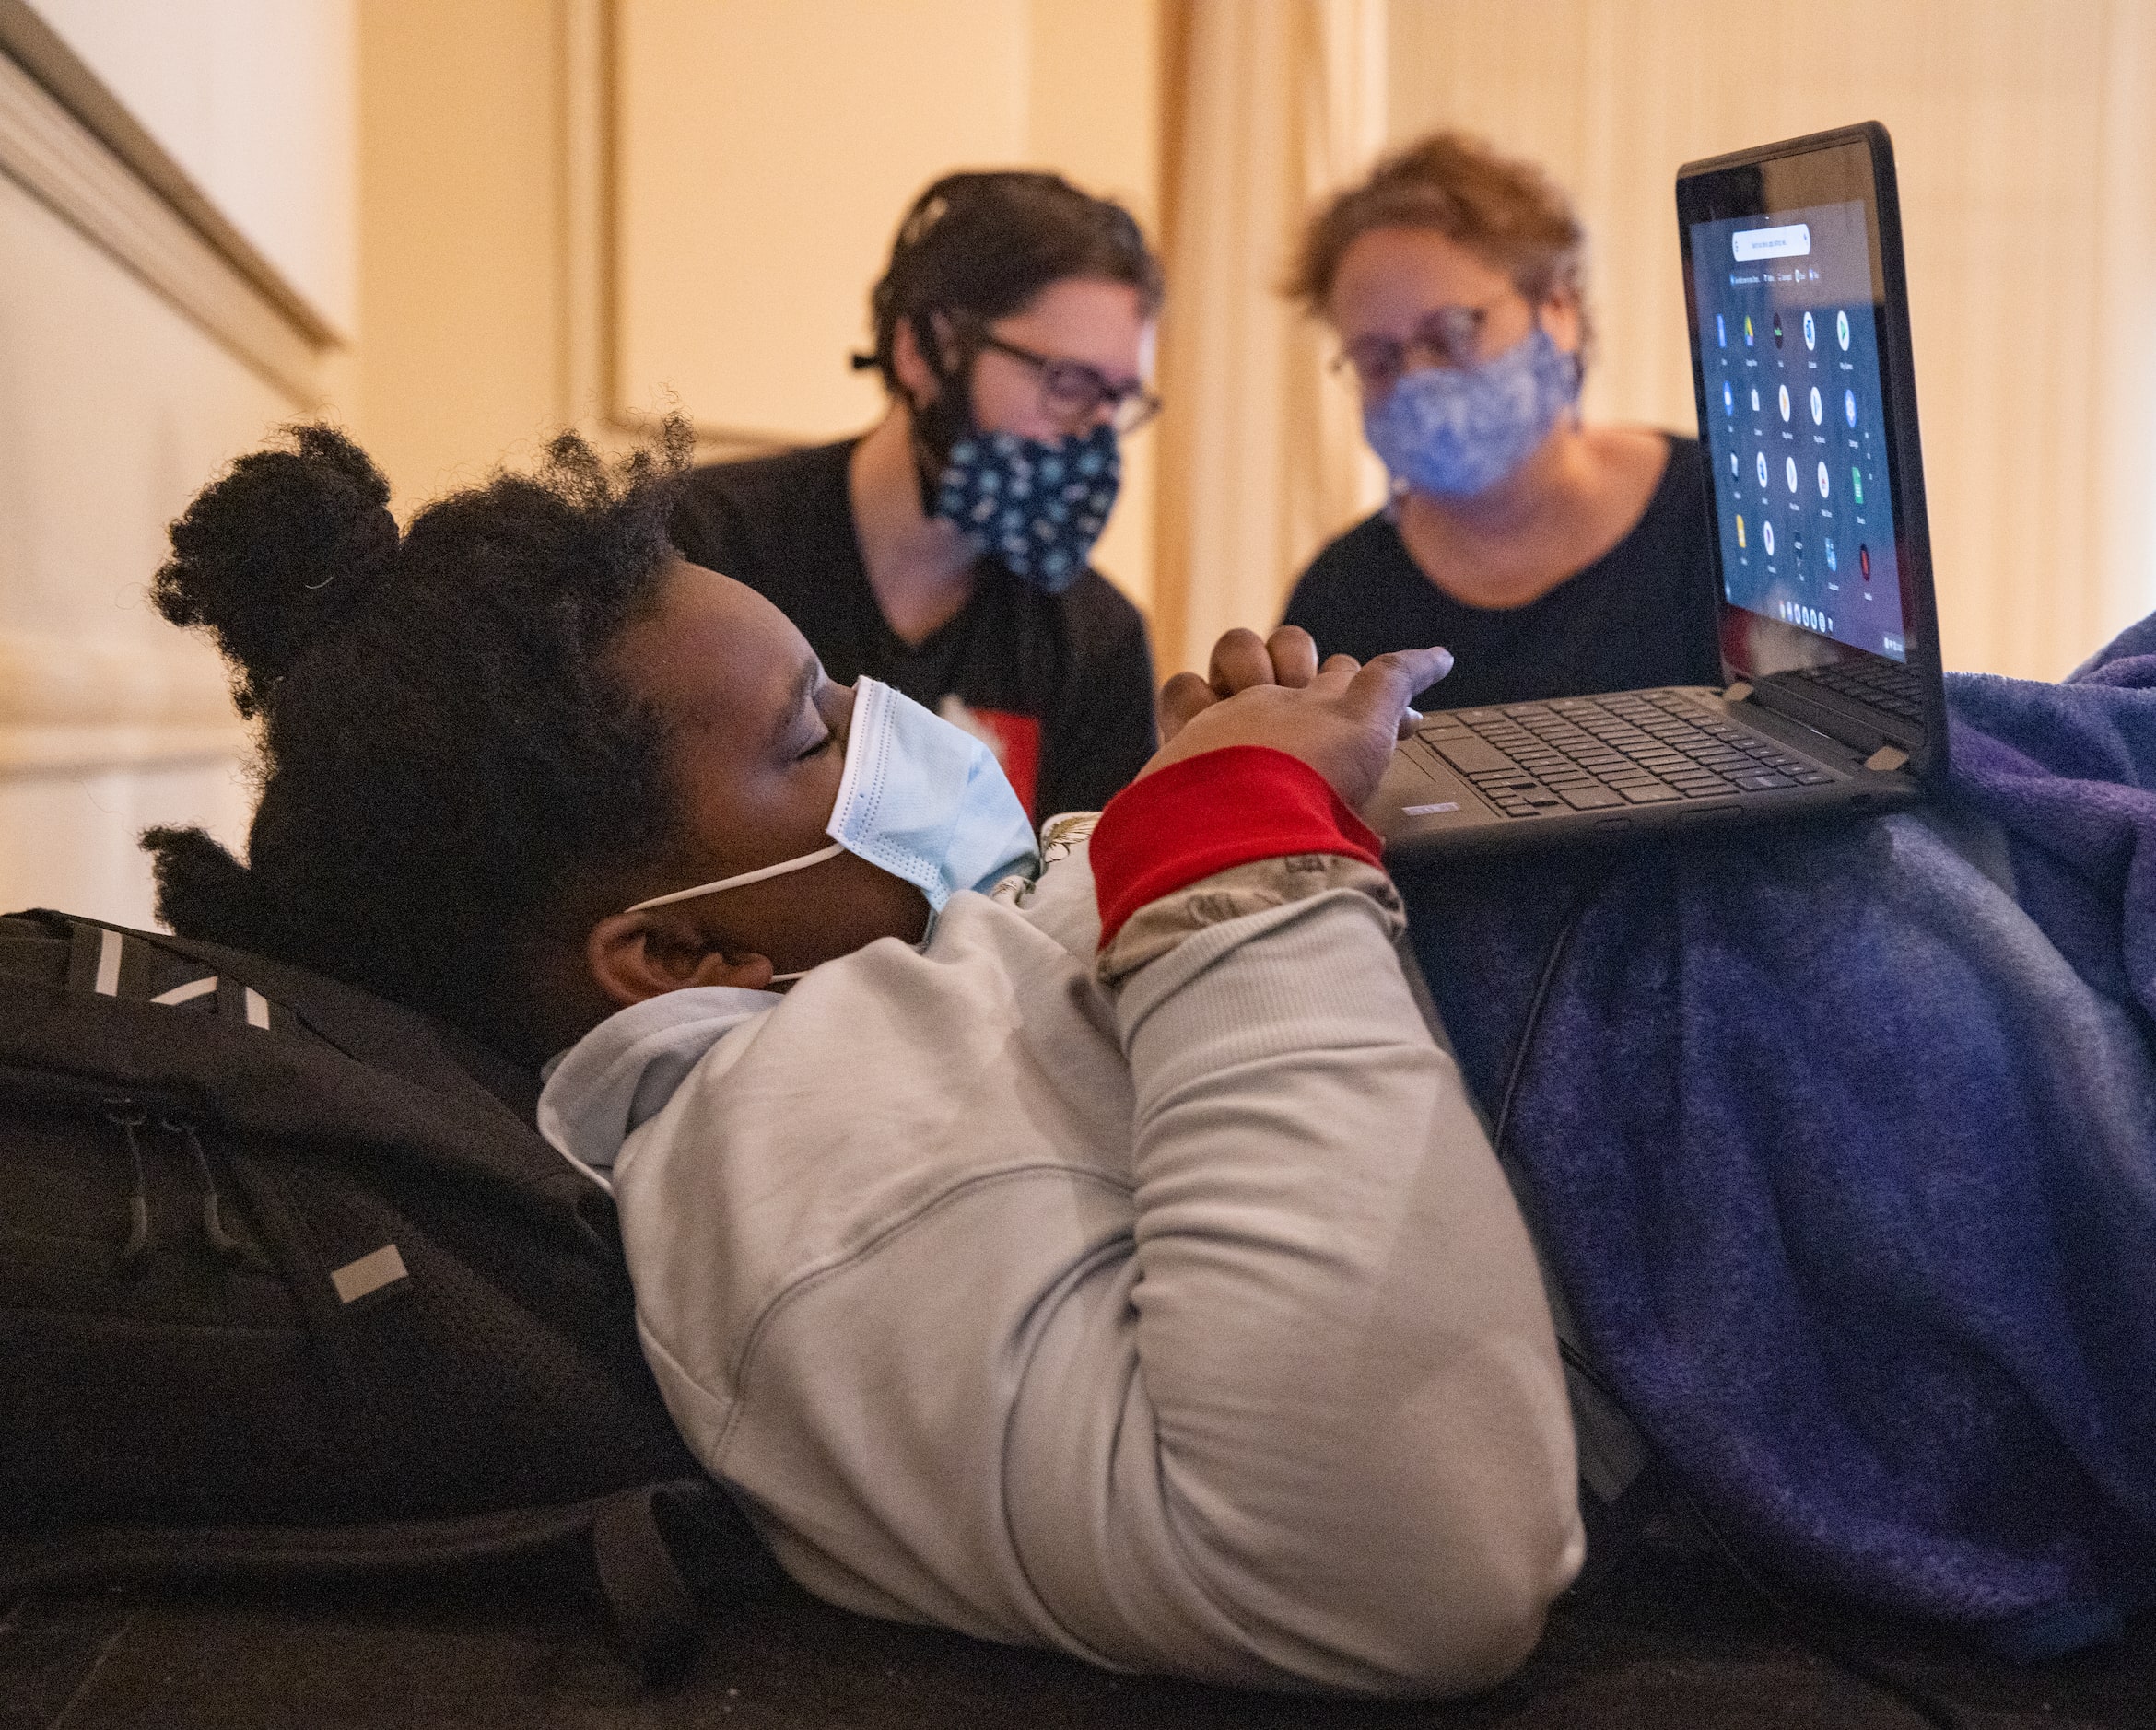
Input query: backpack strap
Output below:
<box><xmin>0</xmin><ymin>1477</ymin><xmax>762</xmax><ymax>1684</ymax></box>
<box><xmin>592</xmin><ymin>1482</ymin><xmax>707</xmax><ymax>1684</ymax></box>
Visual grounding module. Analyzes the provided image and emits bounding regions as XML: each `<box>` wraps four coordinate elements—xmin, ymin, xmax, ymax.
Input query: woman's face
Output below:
<box><xmin>1326</xmin><ymin>226</ymin><xmax>1579</xmax><ymax>400</ymax></box>
<box><xmin>906</xmin><ymin>275</ymin><xmax>1155</xmax><ymax>441</ymax></box>
<box><xmin>593</xmin><ymin>559</ymin><xmax>930</xmax><ymax>993</ymax></box>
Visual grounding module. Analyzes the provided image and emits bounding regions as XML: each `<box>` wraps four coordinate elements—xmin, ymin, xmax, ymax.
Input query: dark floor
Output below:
<box><xmin>6</xmin><ymin>1545</ymin><xmax>2153</xmax><ymax>1730</ymax></box>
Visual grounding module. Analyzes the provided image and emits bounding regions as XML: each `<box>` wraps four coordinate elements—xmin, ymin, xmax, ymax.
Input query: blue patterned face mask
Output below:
<box><xmin>1362</xmin><ymin>326</ymin><xmax>1580</xmax><ymax>500</ymax></box>
<box><xmin>932</xmin><ymin>424</ymin><xmax>1120</xmax><ymax>594</ymax></box>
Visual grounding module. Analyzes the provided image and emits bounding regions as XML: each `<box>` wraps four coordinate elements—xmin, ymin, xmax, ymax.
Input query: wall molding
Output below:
<box><xmin>0</xmin><ymin>630</ymin><xmax>250</xmax><ymax>773</ymax></box>
<box><xmin>0</xmin><ymin>2</ymin><xmax>332</xmax><ymax>407</ymax></box>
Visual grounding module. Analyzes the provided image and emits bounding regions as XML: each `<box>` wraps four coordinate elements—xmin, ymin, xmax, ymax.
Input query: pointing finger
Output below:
<box><xmin>1342</xmin><ymin>647</ymin><xmax>1456</xmax><ymax>730</ymax></box>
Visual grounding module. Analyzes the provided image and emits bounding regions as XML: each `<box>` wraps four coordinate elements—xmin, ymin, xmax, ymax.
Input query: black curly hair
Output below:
<box><xmin>144</xmin><ymin>423</ymin><xmax>694</xmax><ymax>1053</ymax></box>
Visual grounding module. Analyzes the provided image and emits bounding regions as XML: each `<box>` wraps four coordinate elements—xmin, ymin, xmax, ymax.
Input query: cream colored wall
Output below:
<box><xmin>1385</xmin><ymin>0</ymin><xmax>2156</xmax><ymax>681</ymax></box>
<box><xmin>1</xmin><ymin>3</ymin><xmax>353</xmax><ymax>928</ymax></box>
<box><xmin>30</xmin><ymin>0</ymin><xmax>357</xmax><ymax>334</ymax></box>
<box><xmin>355</xmin><ymin>0</ymin><xmax>565</xmax><ymax>507</ymax></box>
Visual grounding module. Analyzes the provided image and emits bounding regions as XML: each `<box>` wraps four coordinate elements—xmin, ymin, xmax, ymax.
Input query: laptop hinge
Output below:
<box><xmin>1740</xmin><ymin>673</ymin><xmax>1917</xmax><ymax>758</ymax></box>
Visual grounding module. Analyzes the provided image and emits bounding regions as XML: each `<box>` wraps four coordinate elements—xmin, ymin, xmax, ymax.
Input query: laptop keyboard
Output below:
<box><xmin>1781</xmin><ymin>660</ymin><xmax>1926</xmax><ymax>723</ymax></box>
<box><xmin>1413</xmin><ymin>691</ymin><xmax>1837</xmax><ymax>819</ymax></box>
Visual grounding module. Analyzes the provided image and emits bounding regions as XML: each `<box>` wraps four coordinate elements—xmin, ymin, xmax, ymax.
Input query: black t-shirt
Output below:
<box><xmin>1282</xmin><ymin>435</ymin><xmax>1723</xmax><ymax>710</ymax></box>
<box><xmin>670</xmin><ymin>440</ymin><xmax>1157</xmax><ymax>819</ymax></box>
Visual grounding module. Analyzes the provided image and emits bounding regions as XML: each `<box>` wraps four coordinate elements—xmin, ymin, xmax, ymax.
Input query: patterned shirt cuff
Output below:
<box><xmin>1096</xmin><ymin>853</ymin><xmax>1403</xmax><ymax>986</ymax></box>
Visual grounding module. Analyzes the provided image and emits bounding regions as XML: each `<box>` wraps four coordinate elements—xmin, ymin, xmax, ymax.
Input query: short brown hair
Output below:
<box><xmin>864</xmin><ymin>171</ymin><xmax>1163</xmax><ymax>393</ymax></box>
<box><xmin>1290</xmin><ymin>131</ymin><xmax>1588</xmax><ymax>320</ymax></box>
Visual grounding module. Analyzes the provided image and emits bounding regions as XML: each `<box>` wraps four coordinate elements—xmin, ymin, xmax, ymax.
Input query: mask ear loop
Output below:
<box><xmin>905</xmin><ymin>310</ymin><xmax>985</xmax><ymax>512</ymax></box>
<box><xmin>624</xmin><ymin>841</ymin><xmax>847</xmax><ymax>914</ymax></box>
<box><xmin>1534</xmin><ymin>297</ymin><xmax>1588</xmax><ymax>426</ymax></box>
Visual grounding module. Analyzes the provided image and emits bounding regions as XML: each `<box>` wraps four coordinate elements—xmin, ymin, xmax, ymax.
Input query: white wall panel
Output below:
<box><xmin>0</xmin><ymin>761</ymin><xmax>253</xmax><ymax>932</ymax></box>
<box><xmin>29</xmin><ymin>0</ymin><xmax>358</xmax><ymax>335</ymax></box>
<box><xmin>0</xmin><ymin>136</ymin><xmax>285</xmax><ymax>926</ymax></box>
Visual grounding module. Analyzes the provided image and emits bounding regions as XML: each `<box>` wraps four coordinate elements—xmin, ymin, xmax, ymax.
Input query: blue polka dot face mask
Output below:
<box><xmin>932</xmin><ymin>424</ymin><xmax>1121</xmax><ymax>594</ymax></box>
<box><xmin>1361</xmin><ymin>326</ymin><xmax>1580</xmax><ymax>501</ymax></box>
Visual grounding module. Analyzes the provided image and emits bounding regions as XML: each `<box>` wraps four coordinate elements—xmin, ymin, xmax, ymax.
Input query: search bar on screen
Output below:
<box><xmin>1733</xmin><ymin>224</ymin><xmax>1812</xmax><ymax>261</ymax></box>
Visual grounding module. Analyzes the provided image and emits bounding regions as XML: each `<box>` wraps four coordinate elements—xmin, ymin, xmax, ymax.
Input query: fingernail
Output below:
<box><xmin>1433</xmin><ymin>648</ymin><xmax>1455</xmax><ymax>676</ymax></box>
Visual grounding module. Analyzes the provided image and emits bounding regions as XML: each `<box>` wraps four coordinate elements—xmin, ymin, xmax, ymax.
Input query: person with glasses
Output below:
<box><xmin>670</xmin><ymin>171</ymin><xmax>1164</xmax><ymax>821</ymax></box>
<box><xmin>1281</xmin><ymin>133</ymin><xmax>1721</xmax><ymax>710</ymax></box>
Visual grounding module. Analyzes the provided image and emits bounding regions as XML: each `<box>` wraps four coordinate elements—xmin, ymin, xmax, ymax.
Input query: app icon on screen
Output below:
<box><xmin>1736</xmin><ymin>514</ymin><xmax>1747</xmax><ymax>548</ymax></box>
<box><xmin>1730</xmin><ymin>451</ymin><xmax>1740</xmax><ymax>477</ymax></box>
<box><xmin>1779</xmin><ymin>384</ymin><xmax>1791</xmax><ymax>421</ymax></box>
<box><xmin>1717</xmin><ymin>313</ymin><xmax>1728</xmax><ymax>347</ymax></box>
<box><xmin>1818</xmin><ymin>461</ymin><xmax>1831</xmax><ymax>498</ymax></box>
<box><xmin>1859</xmin><ymin>544</ymin><xmax>1871</xmax><ymax>580</ymax></box>
<box><xmin>1786</xmin><ymin>456</ymin><xmax>1799</xmax><ymax>492</ymax></box>
<box><xmin>1845</xmin><ymin>388</ymin><xmax>1857</xmax><ymax>427</ymax></box>
<box><xmin>1751</xmin><ymin>387</ymin><xmax>1762</xmax><ymax>411</ymax></box>
<box><xmin>1745</xmin><ymin>315</ymin><xmax>1755</xmax><ymax>346</ymax></box>
<box><xmin>1837</xmin><ymin>310</ymin><xmax>1851</xmax><ymax>351</ymax></box>
<box><xmin>1803</xmin><ymin>311</ymin><xmax>1818</xmax><ymax>350</ymax></box>
<box><xmin>1810</xmin><ymin>386</ymin><xmax>1823</xmax><ymax>426</ymax></box>
<box><xmin>1773</xmin><ymin>313</ymin><xmax>1785</xmax><ymax>348</ymax></box>
<box><xmin>1724</xmin><ymin>380</ymin><xmax>1735</xmax><ymax>415</ymax></box>
<box><xmin>1763</xmin><ymin>520</ymin><xmax>1775</xmax><ymax>555</ymax></box>
<box><xmin>1826</xmin><ymin>537</ymin><xmax>1838</xmax><ymax>571</ymax></box>
<box><xmin>1757</xmin><ymin>451</ymin><xmax>1769</xmax><ymax>487</ymax></box>
<box><xmin>1852</xmin><ymin>468</ymin><xmax>1865</xmax><ymax>505</ymax></box>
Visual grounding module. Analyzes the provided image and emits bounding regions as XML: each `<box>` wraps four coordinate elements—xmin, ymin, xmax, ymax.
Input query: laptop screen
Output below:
<box><xmin>1689</xmin><ymin>200</ymin><xmax>1906</xmax><ymax>663</ymax></box>
<box><xmin>1677</xmin><ymin>126</ymin><xmax>1943</xmax><ymax>766</ymax></box>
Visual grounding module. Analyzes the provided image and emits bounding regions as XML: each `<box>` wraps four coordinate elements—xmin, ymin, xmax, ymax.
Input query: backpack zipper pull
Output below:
<box><xmin>164</xmin><ymin>1116</ymin><xmax>250</xmax><ymax>1262</ymax></box>
<box><xmin>104</xmin><ymin>1107</ymin><xmax>152</xmax><ymax>1268</ymax></box>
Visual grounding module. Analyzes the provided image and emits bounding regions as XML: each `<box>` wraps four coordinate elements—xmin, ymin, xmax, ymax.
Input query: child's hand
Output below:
<box><xmin>1147</xmin><ymin>626</ymin><xmax>1453</xmax><ymax>810</ymax></box>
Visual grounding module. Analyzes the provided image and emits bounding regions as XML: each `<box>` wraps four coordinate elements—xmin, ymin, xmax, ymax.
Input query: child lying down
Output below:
<box><xmin>143</xmin><ymin>428</ymin><xmax>2156</xmax><ymax>1695</ymax></box>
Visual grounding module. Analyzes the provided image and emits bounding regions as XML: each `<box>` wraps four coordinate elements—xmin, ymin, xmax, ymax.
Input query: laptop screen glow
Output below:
<box><xmin>1689</xmin><ymin>199</ymin><xmax>1909</xmax><ymax>666</ymax></box>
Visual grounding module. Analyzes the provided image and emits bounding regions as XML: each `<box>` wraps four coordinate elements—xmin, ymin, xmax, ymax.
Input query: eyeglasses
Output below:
<box><xmin>975</xmin><ymin>333</ymin><xmax>1163</xmax><ymax>436</ymax></box>
<box><xmin>1330</xmin><ymin>303</ymin><xmax>1498</xmax><ymax>398</ymax></box>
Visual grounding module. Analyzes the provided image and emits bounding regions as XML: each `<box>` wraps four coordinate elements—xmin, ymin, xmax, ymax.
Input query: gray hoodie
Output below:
<box><xmin>538</xmin><ymin>841</ymin><xmax>1579</xmax><ymax>1697</ymax></box>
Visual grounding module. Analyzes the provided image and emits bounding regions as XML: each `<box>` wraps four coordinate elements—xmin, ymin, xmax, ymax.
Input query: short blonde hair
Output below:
<box><xmin>1290</xmin><ymin>131</ymin><xmax>1588</xmax><ymax>321</ymax></box>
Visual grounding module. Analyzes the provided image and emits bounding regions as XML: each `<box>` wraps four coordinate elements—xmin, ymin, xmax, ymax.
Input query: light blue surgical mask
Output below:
<box><xmin>1362</xmin><ymin>326</ymin><xmax>1580</xmax><ymax>500</ymax></box>
<box><xmin>626</xmin><ymin>678</ymin><xmax>1040</xmax><ymax>968</ymax></box>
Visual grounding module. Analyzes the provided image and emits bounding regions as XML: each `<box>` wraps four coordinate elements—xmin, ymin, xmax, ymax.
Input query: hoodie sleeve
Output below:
<box><xmin>983</xmin><ymin>753</ymin><xmax>1583</xmax><ymax>1693</ymax></box>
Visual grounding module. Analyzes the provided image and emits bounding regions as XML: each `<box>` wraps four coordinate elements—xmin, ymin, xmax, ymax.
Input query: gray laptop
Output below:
<box><xmin>1371</xmin><ymin>123</ymin><xmax>1948</xmax><ymax>860</ymax></box>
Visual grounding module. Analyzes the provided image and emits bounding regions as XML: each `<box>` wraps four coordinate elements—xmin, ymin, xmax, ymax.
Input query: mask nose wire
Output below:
<box><xmin>624</xmin><ymin>840</ymin><xmax>848</xmax><ymax>914</ymax></box>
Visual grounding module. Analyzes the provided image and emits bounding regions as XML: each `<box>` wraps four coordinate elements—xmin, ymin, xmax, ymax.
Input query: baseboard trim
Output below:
<box><xmin>0</xmin><ymin>630</ymin><xmax>250</xmax><ymax>772</ymax></box>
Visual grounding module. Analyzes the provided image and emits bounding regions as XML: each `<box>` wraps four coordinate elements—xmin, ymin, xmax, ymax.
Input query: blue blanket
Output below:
<box><xmin>1403</xmin><ymin>627</ymin><xmax>2156</xmax><ymax>1657</ymax></box>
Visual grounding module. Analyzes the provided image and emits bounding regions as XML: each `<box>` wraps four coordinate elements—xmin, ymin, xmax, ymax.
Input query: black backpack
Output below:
<box><xmin>0</xmin><ymin>908</ymin><xmax>771</xmax><ymax>1678</ymax></box>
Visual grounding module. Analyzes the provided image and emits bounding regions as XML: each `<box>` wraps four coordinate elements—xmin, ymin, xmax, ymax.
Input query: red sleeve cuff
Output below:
<box><xmin>1090</xmin><ymin>745</ymin><xmax>1384</xmax><ymax>950</ymax></box>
